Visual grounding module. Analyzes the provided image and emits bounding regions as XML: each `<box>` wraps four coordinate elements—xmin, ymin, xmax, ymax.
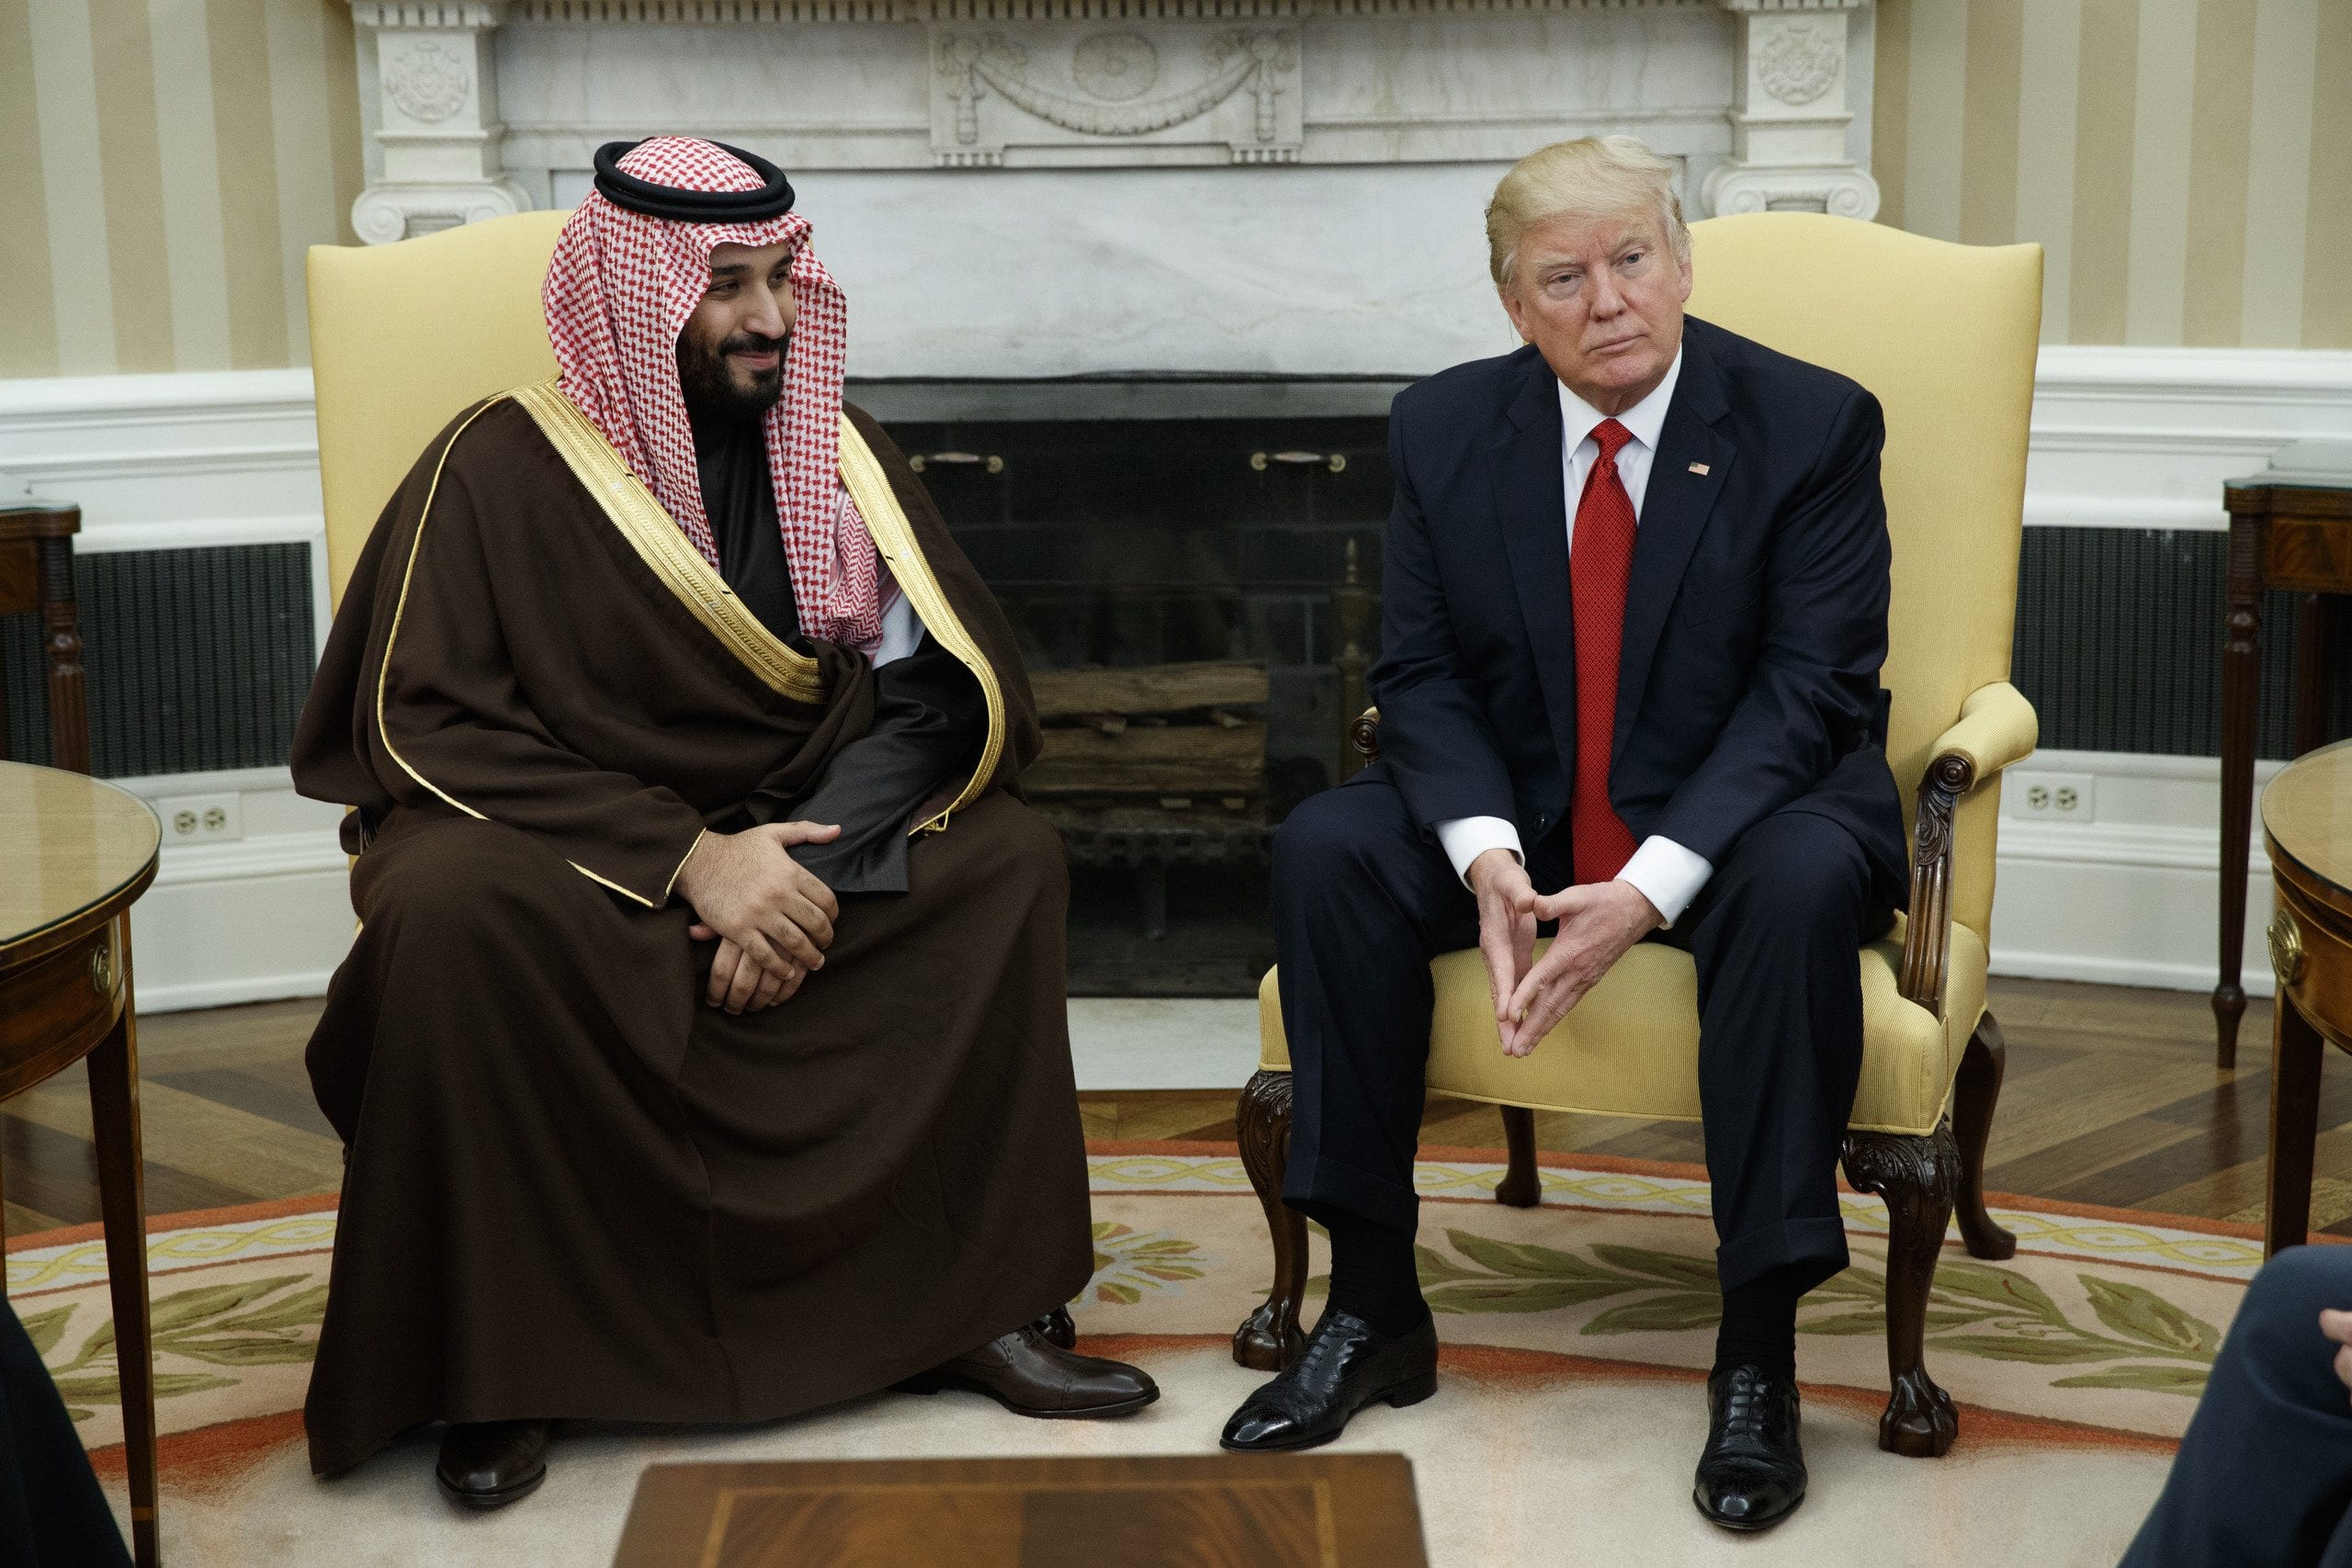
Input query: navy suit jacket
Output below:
<box><xmin>1366</xmin><ymin>315</ymin><xmax>1908</xmax><ymax>910</ymax></box>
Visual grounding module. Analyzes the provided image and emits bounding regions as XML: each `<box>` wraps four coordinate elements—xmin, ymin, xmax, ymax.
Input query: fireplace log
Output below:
<box><xmin>1030</xmin><ymin>662</ymin><xmax>1270</xmax><ymax>718</ymax></box>
<box><xmin>1027</xmin><ymin>724</ymin><xmax>1266</xmax><ymax>798</ymax></box>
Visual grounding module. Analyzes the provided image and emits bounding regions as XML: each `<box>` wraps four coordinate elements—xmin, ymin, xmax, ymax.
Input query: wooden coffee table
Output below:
<box><xmin>2262</xmin><ymin>738</ymin><xmax>2352</xmax><ymax>1255</ymax></box>
<box><xmin>0</xmin><ymin>760</ymin><xmax>163</xmax><ymax>1564</ymax></box>
<box><xmin>611</xmin><ymin>1453</ymin><xmax>1428</xmax><ymax>1568</ymax></box>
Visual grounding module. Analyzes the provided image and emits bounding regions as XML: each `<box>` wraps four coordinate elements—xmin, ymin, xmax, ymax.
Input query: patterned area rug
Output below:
<box><xmin>9</xmin><ymin>1142</ymin><xmax>2254</xmax><ymax>1564</ymax></box>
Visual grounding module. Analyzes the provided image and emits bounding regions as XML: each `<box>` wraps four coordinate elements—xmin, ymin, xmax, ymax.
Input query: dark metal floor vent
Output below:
<box><xmin>2</xmin><ymin>544</ymin><xmax>315</xmax><ymax>778</ymax></box>
<box><xmin>2010</xmin><ymin>527</ymin><xmax>2352</xmax><ymax>760</ymax></box>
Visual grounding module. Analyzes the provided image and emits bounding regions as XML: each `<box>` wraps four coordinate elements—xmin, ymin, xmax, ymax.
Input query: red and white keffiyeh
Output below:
<box><xmin>541</xmin><ymin>137</ymin><xmax>886</xmax><ymax>652</ymax></box>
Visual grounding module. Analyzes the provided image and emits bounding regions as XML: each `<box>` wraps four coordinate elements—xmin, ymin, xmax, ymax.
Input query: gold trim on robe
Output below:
<box><xmin>372</xmin><ymin>392</ymin><xmax>675</xmax><ymax>908</ymax></box>
<box><xmin>835</xmin><ymin>415</ymin><xmax>1009</xmax><ymax>833</ymax></box>
<box><xmin>509</xmin><ymin>379</ymin><xmax>828</xmax><ymax>708</ymax></box>
<box><xmin>380</xmin><ymin>382</ymin><xmax>1007</xmax><ymax>895</ymax></box>
<box><xmin>374</xmin><ymin>397</ymin><xmax>503</xmax><ymax>827</ymax></box>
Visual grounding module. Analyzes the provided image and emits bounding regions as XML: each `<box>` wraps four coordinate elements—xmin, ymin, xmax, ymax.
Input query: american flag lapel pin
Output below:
<box><xmin>1688</xmin><ymin>461</ymin><xmax>1711</xmax><ymax>476</ymax></box>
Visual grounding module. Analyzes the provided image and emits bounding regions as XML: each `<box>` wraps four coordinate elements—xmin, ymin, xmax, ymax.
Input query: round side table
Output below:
<box><xmin>2261</xmin><ymin>738</ymin><xmax>2352</xmax><ymax>1258</ymax></box>
<box><xmin>0</xmin><ymin>761</ymin><xmax>163</xmax><ymax>1566</ymax></box>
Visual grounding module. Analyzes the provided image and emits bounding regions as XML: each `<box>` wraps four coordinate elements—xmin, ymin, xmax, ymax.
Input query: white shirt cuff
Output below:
<box><xmin>1434</xmin><ymin>817</ymin><xmax>1522</xmax><ymax>888</ymax></box>
<box><xmin>1618</xmin><ymin>835</ymin><xmax>1713</xmax><ymax>928</ymax></box>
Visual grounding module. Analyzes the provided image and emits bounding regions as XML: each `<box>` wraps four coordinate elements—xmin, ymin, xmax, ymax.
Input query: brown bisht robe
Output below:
<box><xmin>289</xmin><ymin>382</ymin><xmax>1090</xmax><ymax>1477</ymax></box>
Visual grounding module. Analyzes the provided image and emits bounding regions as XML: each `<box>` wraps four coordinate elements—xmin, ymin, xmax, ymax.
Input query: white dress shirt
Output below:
<box><xmin>1432</xmin><ymin>345</ymin><xmax>1716</xmax><ymax>927</ymax></box>
<box><xmin>871</xmin><ymin>580</ymin><xmax>924</xmax><ymax>667</ymax></box>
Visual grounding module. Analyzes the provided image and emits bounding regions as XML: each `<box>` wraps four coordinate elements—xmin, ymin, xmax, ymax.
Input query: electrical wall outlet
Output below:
<box><xmin>158</xmin><ymin>792</ymin><xmax>243</xmax><ymax>844</ymax></box>
<box><xmin>2014</xmin><ymin>772</ymin><xmax>2095</xmax><ymax>821</ymax></box>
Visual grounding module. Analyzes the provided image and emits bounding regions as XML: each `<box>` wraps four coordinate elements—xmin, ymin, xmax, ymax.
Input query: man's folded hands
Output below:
<box><xmin>1469</xmin><ymin>848</ymin><xmax>1664</xmax><ymax>1056</ymax></box>
<box><xmin>676</xmin><ymin>820</ymin><xmax>842</xmax><ymax>1012</ymax></box>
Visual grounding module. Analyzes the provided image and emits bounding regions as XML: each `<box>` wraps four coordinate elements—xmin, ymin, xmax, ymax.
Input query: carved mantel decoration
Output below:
<box><xmin>349</xmin><ymin>3</ymin><xmax>530</xmax><ymax>243</ymax></box>
<box><xmin>932</xmin><ymin>27</ymin><xmax>1303</xmax><ymax>166</ymax></box>
<box><xmin>1708</xmin><ymin>0</ymin><xmax>1877</xmax><ymax>220</ymax></box>
<box><xmin>344</xmin><ymin>0</ymin><xmax>1877</xmax><ymax>242</ymax></box>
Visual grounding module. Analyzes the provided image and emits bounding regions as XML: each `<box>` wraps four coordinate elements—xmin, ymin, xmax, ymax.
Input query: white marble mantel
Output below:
<box><xmin>347</xmin><ymin>0</ymin><xmax>1877</xmax><ymax>377</ymax></box>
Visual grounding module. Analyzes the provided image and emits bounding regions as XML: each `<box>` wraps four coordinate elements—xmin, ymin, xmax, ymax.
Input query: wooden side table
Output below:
<box><xmin>2261</xmin><ymin>739</ymin><xmax>2352</xmax><ymax>1257</ymax></box>
<box><xmin>2216</xmin><ymin>446</ymin><xmax>2352</xmax><ymax>1068</ymax></box>
<box><xmin>0</xmin><ymin>761</ymin><xmax>163</xmax><ymax>1566</ymax></box>
<box><xmin>613</xmin><ymin>1453</ymin><xmax>1429</xmax><ymax>1568</ymax></box>
<box><xmin>0</xmin><ymin>502</ymin><xmax>91</xmax><ymax>774</ymax></box>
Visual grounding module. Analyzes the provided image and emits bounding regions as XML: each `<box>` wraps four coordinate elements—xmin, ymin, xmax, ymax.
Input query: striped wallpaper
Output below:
<box><xmin>1875</xmin><ymin>0</ymin><xmax>2352</xmax><ymax>348</ymax></box>
<box><xmin>2</xmin><ymin>1</ymin><xmax>2345</xmax><ymax>376</ymax></box>
<box><xmin>0</xmin><ymin>0</ymin><xmax>364</xmax><ymax>378</ymax></box>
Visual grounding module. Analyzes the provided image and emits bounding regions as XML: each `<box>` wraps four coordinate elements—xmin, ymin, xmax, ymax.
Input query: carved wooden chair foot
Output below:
<box><xmin>1233</xmin><ymin>1070</ymin><xmax>1307</xmax><ymax>1372</ymax></box>
<box><xmin>1842</xmin><ymin>1123</ymin><xmax>1962</xmax><ymax>1456</ymax></box>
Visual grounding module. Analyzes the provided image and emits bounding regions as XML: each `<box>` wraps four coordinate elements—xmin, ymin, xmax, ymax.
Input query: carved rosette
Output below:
<box><xmin>1072</xmin><ymin>33</ymin><xmax>1159</xmax><ymax>100</ymax></box>
<box><xmin>1754</xmin><ymin>19</ymin><xmax>1840</xmax><ymax>107</ymax></box>
<box><xmin>930</xmin><ymin>22</ymin><xmax>1302</xmax><ymax>167</ymax></box>
<box><xmin>383</xmin><ymin>38</ymin><xmax>473</xmax><ymax>122</ymax></box>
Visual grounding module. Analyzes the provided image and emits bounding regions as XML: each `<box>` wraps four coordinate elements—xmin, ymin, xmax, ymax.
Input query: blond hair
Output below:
<box><xmin>1485</xmin><ymin>135</ymin><xmax>1690</xmax><ymax>290</ymax></box>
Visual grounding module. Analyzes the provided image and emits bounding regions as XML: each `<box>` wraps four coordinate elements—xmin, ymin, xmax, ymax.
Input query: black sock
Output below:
<box><xmin>1320</xmin><ymin>1212</ymin><xmax>1430</xmax><ymax>1339</ymax></box>
<box><xmin>1713</xmin><ymin>1268</ymin><xmax>1805</xmax><ymax>1381</ymax></box>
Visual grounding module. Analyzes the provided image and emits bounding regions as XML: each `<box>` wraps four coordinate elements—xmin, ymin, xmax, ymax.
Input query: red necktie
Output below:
<box><xmin>1570</xmin><ymin>418</ymin><xmax>1640</xmax><ymax>886</ymax></box>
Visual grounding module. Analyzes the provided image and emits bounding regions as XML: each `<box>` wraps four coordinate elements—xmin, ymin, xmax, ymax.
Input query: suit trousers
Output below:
<box><xmin>2120</xmin><ymin>1246</ymin><xmax>2352</xmax><ymax>1568</ymax></box>
<box><xmin>1272</xmin><ymin>766</ymin><xmax>1886</xmax><ymax>1295</ymax></box>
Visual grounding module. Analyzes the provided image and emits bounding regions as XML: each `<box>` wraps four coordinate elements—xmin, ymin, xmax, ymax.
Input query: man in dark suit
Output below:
<box><xmin>1218</xmin><ymin>136</ymin><xmax>1906</xmax><ymax>1534</ymax></box>
<box><xmin>2122</xmin><ymin>1246</ymin><xmax>2352</xmax><ymax>1565</ymax></box>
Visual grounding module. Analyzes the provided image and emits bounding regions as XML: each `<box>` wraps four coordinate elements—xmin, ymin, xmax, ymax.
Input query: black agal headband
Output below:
<box><xmin>592</xmin><ymin>140</ymin><xmax>797</xmax><ymax>223</ymax></box>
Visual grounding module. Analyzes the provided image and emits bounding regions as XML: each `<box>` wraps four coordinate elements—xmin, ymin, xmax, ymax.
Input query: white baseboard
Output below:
<box><xmin>1990</xmin><ymin>749</ymin><xmax>2281</xmax><ymax>998</ymax></box>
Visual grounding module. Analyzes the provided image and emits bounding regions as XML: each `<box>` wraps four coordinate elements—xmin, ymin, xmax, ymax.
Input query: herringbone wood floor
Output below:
<box><xmin>2</xmin><ymin>976</ymin><xmax>2340</xmax><ymax>1238</ymax></box>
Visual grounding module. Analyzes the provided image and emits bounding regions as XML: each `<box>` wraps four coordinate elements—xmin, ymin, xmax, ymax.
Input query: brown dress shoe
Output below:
<box><xmin>435</xmin><ymin>1419</ymin><xmax>550</xmax><ymax>1509</ymax></box>
<box><xmin>898</xmin><ymin>1325</ymin><xmax>1158</xmax><ymax>1418</ymax></box>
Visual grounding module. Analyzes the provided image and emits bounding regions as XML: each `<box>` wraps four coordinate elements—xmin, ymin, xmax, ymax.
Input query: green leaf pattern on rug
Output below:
<box><xmin>1090</xmin><ymin>1223</ymin><xmax>1207</xmax><ymax>1306</ymax></box>
<box><xmin>39</xmin><ymin>1273</ymin><xmax>325</xmax><ymax>1422</ymax></box>
<box><xmin>1420</xmin><ymin>1233</ymin><xmax>1718</xmax><ymax>1325</ymax></box>
<box><xmin>1414</xmin><ymin>1229</ymin><xmax>2219</xmax><ymax>1397</ymax></box>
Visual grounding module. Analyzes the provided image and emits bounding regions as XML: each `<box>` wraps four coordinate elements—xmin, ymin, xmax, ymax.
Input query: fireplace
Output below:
<box><xmin>337</xmin><ymin>0</ymin><xmax>1885</xmax><ymax>992</ymax></box>
<box><xmin>862</xmin><ymin>377</ymin><xmax>1396</xmax><ymax>992</ymax></box>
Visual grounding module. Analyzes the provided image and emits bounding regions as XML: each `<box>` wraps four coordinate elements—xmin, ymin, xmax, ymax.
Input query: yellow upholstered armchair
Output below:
<box><xmin>307</xmin><ymin>211</ymin><xmax>572</xmax><ymax>603</ymax></box>
<box><xmin>1234</xmin><ymin>213</ymin><xmax>2043</xmax><ymax>1461</ymax></box>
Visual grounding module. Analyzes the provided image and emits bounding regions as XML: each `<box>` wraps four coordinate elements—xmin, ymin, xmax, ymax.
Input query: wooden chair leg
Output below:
<box><xmin>1232</xmin><ymin>1070</ymin><xmax>1309</xmax><ymax>1372</ymax></box>
<box><xmin>1842</xmin><ymin>1122</ymin><xmax>1961</xmax><ymax>1458</ymax></box>
<box><xmin>86</xmin><ymin>952</ymin><xmax>158</xmax><ymax>1568</ymax></box>
<box><xmin>1495</xmin><ymin>1106</ymin><xmax>1541</xmax><ymax>1208</ymax></box>
<box><xmin>1951</xmin><ymin>1013</ymin><xmax>2017</xmax><ymax>1260</ymax></box>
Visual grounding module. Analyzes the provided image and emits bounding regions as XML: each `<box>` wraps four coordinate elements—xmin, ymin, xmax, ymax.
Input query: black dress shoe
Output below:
<box><xmin>1692</xmin><ymin>1364</ymin><xmax>1807</xmax><ymax>1531</ymax></box>
<box><xmin>896</xmin><ymin>1325</ymin><xmax>1158</xmax><ymax>1418</ymax></box>
<box><xmin>1035</xmin><ymin>1306</ymin><xmax>1078</xmax><ymax>1350</ymax></box>
<box><xmin>1220</xmin><ymin>1310</ymin><xmax>1439</xmax><ymax>1453</ymax></box>
<box><xmin>435</xmin><ymin>1419</ymin><xmax>550</xmax><ymax>1509</ymax></box>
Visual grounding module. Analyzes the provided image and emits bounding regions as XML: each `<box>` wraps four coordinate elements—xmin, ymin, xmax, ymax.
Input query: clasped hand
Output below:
<box><xmin>1468</xmin><ymin>848</ymin><xmax>1663</xmax><ymax>1057</ymax></box>
<box><xmin>673</xmin><ymin>821</ymin><xmax>842</xmax><ymax>1014</ymax></box>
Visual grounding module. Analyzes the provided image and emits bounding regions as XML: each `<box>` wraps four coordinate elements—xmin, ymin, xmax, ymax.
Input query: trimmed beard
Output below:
<box><xmin>676</xmin><ymin>330</ymin><xmax>787</xmax><ymax>425</ymax></box>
